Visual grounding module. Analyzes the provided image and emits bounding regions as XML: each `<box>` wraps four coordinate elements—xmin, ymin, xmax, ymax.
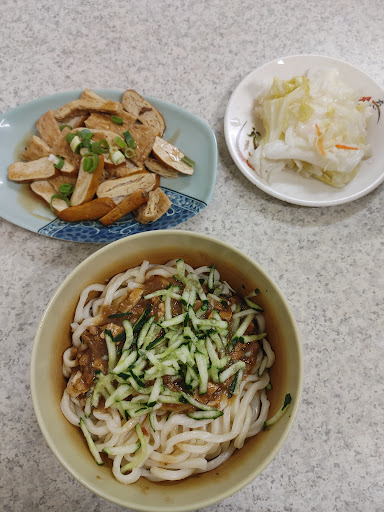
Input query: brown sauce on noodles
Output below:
<box><xmin>66</xmin><ymin>274</ymin><xmax>263</xmax><ymax>411</ymax></box>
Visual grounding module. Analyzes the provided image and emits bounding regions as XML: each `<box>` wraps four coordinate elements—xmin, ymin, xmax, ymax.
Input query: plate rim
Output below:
<box><xmin>224</xmin><ymin>54</ymin><xmax>384</xmax><ymax>207</ymax></box>
<box><xmin>0</xmin><ymin>89</ymin><xmax>217</xmax><ymax>240</ymax></box>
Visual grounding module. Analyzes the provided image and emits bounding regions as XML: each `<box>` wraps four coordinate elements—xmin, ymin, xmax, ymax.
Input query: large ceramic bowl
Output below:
<box><xmin>30</xmin><ymin>230</ymin><xmax>303</xmax><ymax>511</ymax></box>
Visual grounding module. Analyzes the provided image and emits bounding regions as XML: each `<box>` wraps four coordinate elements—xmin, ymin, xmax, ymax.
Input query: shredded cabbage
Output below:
<box><xmin>249</xmin><ymin>68</ymin><xmax>372</xmax><ymax>187</ymax></box>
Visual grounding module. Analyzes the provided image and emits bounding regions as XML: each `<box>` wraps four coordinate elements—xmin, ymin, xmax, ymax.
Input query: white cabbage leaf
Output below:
<box><xmin>249</xmin><ymin>68</ymin><xmax>372</xmax><ymax>187</ymax></box>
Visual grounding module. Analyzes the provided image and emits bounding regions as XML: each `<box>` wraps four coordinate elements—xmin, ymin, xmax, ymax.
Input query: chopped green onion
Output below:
<box><xmin>110</xmin><ymin>150</ymin><xmax>125</xmax><ymax>165</ymax></box>
<box><xmin>111</xmin><ymin>115</ymin><xmax>124</xmax><ymax>125</ymax></box>
<box><xmin>114</xmin><ymin>136</ymin><xmax>127</xmax><ymax>150</ymax></box>
<box><xmin>82</xmin><ymin>153</ymin><xmax>99</xmax><ymax>173</ymax></box>
<box><xmin>80</xmin><ymin>129</ymin><xmax>94</xmax><ymax>140</ymax></box>
<box><xmin>124</xmin><ymin>147</ymin><xmax>136</xmax><ymax>159</ymax></box>
<box><xmin>82</xmin><ymin>157</ymin><xmax>92</xmax><ymax>172</ymax></box>
<box><xmin>65</xmin><ymin>132</ymin><xmax>77</xmax><ymax>144</ymax></box>
<box><xmin>60</xmin><ymin>124</ymin><xmax>72</xmax><ymax>131</ymax></box>
<box><xmin>54</xmin><ymin>156</ymin><xmax>64</xmax><ymax>170</ymax></box>
<box><xmin>90</xmin><ymin>139</ymin><xmax>109</xmax><ymax>155</ymax></box>
<box><xmin>69</xmin><ymin>135</ymin><xmax>82</xmax><ymax>153</ymax></box>
<box><xmin>181</xmin><ymin>155</ymin><xmax>195</xmax><ymax>168</ymax></box>
<box><xmin>81</xmin><ymin>138</ymin><xmax>92</xmax><ymax>150</ymax></box>
<box><xmin>49</xmin><ymin>183</ymin><xmax>74</xmax><ymax>212</ymax></box>
<box><xmin>123</xmin><ymin>130</ymin><xmax>137</xmax><ymax>149</ymax></box>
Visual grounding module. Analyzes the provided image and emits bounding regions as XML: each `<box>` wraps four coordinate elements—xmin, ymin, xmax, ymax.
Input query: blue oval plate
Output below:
<box><xmin>0</xmin><ymin>90</ymin><xmax>217</xmax><ymax>242</ymax></box>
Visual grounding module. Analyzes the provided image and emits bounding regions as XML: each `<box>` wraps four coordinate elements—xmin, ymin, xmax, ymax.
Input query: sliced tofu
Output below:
<box><xmin>99</xmin><ymin>190</ymin><xmax>149</xmax><ymax>226</ymax></box>
<box><xmin>59</xmin><ymin>159</ymin><xmax>77</xmax><ymax>175</ymax></box>
<box><xmin>122</xmin><ymin>90</ymin><xmax>166</xmax><ymax>136</ymax></box>
<box><xmin>57</xmin><ymin>198</ymin><xmax>116</xmax><ymax>222</ymax></box>
<box><xmin>49</xmin><ymin>174</ymin><xmax>77</xmax><ymax>190</ymax></box>
<box><xmin>135</xmin><ymin>188</ymin><xmax>171</xmax><ymax>224</ymax></box>
<box><xmin>152</xmin><ymin>137</ymin><xmax>194</xmax><ymax>175</ymax></box>
<box><xmin>59</xmin><ymin>114</ymin><xmax>89</xmax><ymax>129</ymax></box>
<box><xmin>51</xmin><ymin>128</ymin><xmax>81</xmax><ymax>168</ymax></box>
<box><xmin>8</xmin><ymin>157</ymin><xmax>58</xmax><ymax>183</ymax></box>
<box><xmin>21</xmin><ymin>136</ymin><xmax>51</xmax><ymax>161</ymax></box>
<box><xmin>97</xmin><ymin>173</ymin><xmax>156</xmax><ymax>205</ymax></box>
<box><xmin>84</xmin><ymin>111</ymin><xmax>135</xmax><ymax>135</ymax></box>
<box><xmin>144</xmin><ymin>157</ymin><xmax>179</xmax><ymax>178</ymax></box>
<box><xmin>106</xmin><ymin>161</ymin><xmax>145</xmax><ymax>179</ymax></box>
<box><xmin>30</xmin><ymin>180</ymin><xmax>68</xmax><ymax>212</ymax></box>
<box><xmin>71</xmin><ymin>155</ymin><xmax>104</xmax><ymax>206</ymax></box>
<box><xmin>128</xmin><ymin>124</ymin><xmax>158</xmax><ymax>166</ymax></box>
<box><xmin>54</xmin><ymin>99</ymin><xmax>122</xmax><ymax>121</ymax></box>
<box><xmin>80</xmin><ymin>89</ymin><xmax>106</xmax><ymax>101</ymax></box>
<box><xmin>36</xmin><ymin>110</ymin><xmax>61</xmax><ymax>147</ymax></box>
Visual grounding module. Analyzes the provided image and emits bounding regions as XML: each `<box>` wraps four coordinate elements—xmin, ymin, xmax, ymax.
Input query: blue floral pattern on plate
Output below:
<box><xmin>38</xmin><ymin>189</ymin><xmax>206</xmax><ymax>242</ymax></box>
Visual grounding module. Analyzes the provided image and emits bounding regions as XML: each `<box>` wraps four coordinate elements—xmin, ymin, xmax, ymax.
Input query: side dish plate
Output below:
<box><xmin>224</xmin><ymin>55</ymin><xmax>384</xmax><ymax>207</ymax></box>
<box><xmin>0</xmin><ymin>90</ymin><xmax>217</xmax><ymax>241</ymax></box>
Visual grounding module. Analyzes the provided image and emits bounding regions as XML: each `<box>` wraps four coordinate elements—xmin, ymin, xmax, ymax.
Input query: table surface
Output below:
<box><xmin>1</xmin><ymin>1</ymin><xmax>383</xmax><ymax>511</ymax></box>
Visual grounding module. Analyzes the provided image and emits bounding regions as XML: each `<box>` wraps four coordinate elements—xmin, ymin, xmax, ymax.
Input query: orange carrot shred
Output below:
<box><xmin>335</xmin><ymin>144</ymin><xmax>359</xmax><ymax>150</ymax></box>
<box><xmin>315</xmin><ymin>124</ymin><xmax>326</xmax><ymax>156</ymax></box>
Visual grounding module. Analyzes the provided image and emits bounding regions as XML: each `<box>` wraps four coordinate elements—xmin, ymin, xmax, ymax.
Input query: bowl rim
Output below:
<box><xmin>30</xmin><ymin>229</ymin><xmax>304</xmax><ymax>511</ymax></box>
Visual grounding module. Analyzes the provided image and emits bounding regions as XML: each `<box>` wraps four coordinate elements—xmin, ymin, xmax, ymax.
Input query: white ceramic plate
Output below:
<box><xmin>224</xmin><ymin>55</ymin><xmax>384</xmax><ymax>207</ymax></box>
<box><xmin>0</xmin><ymin>90</ymin><xmax>217</xmax><ymax>242</ymax></box>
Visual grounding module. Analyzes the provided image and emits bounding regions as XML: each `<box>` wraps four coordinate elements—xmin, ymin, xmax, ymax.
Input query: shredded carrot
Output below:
<box><xmin>315</xmin><ymin>124</ymin><xmax>326</xmax><ymax>156</ymax></box>
<box><xmin>335</xmin><ymin>144</ymin><xmax>359</xmax><ymax>150</ymax></box>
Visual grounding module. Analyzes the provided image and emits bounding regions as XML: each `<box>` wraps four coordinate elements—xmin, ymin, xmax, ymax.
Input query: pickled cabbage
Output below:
<box><xmin>249</xmin><ymin>69</ymin><xmax>372</xmax><ymax>187</ymax></box>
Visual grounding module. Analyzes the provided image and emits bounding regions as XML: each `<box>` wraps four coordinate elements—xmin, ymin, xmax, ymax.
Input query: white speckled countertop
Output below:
<box><xmin>1</xmin><ymin>0</ymin><xmax>384</xmax><ymax>510</ymax></box>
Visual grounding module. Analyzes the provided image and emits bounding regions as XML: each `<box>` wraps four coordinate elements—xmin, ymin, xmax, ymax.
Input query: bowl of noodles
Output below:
<box><xmin>31</xmin><ymin>230</ymin><xmax>303</xmax><ymax>511</ymax></box>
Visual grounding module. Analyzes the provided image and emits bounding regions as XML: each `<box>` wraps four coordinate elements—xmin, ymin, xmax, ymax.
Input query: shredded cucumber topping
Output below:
<box><xmin>79</xmin><ymin>418</ymin><xmax>103</xmax><ymax>465</ymax></box>
<box><xmin>263</xmin><ymin>393</ymin><xmax>292</xmax><ymax>429</ymax></box>
<box><xmin>77</xmin><ymin>260</ymin><xmax>269</xmax><ymax>469</ymax></box>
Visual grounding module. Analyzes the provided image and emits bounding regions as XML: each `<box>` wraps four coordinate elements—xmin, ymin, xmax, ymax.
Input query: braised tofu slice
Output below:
<box><xmin>122</xmin><ymin>90</ymin><xmax>166</xmax><ymax>136</ymax></box>
<box><xmin>49</xmin><ymin>174</ymin><xmax>77</xmax><ymax>190</ymax></box>
<box><xmin>30</xmin><ymin>180</ymin><xmax>68</xmax><ymax>212</ymax></box>
<box><xmin>152</xmin><ymin>137</ymin><xmax>194</xmax><ymax>175</ymax></box>
<box><xmin>20</xmin><ymin>136</ymin><xmax>51</xmax><ymax>161</ymax></box>
<box><xmin>59</xmin><ymin>159</ymin><xmax>77</xmax><ymax>175</ymax></box>
<box><xmin>106</xmin><ymin>161</ymin><xmax>145</xmax><ymax>179</ymax></box>
<box><xmin>71</xmin><ymin>155</ymin><xmax>104</xmax><ymax>206</ymax></box>
<box><xmin>36</xmin><ymin>110</ymin><xmax>61</xmax><ymax>147</ymax></box>
<box><xmin>144</xmin><ymin>157</ymin><xmax>179</xmax><ymax>178</ymax></box>
<box><xmin>80</xmin><ymin>89</ymin><xmax>107</xmax><ymax>101</ymax></box>
<box><xmin>59</xmin><ymin>114</ymin><xmax>89</xmax><ymax>129</ymax></box>
<box><xmin>99</xmin><ymin>190</ymin><xmax>149</xmax><ymax>226</ymax></box>
<box><xmin>8</xmin><ymin>157</ymin><xmax>58</xmax><ymax>182</ymax></box>
<box><xmin>84</xmin><ymin>111</ymin><xmax>135</xmax><ymax>135</ymax></box>
<box><xmin>97</xmin><ymin>173</ymin><xmax>156</xmax><ymax>204</ymax></box>
<box><xmin>51</xmin><ymin>128</ymin><xmax>81</xmax><ymax>168</ymax></box>
<box><xmin>54</xmin><ymin>99</ymin><xmax>122</xmax><ymax>121</ymax></box>
<box><xmin>128</xmin><ymin>124</ymin><xmax>158</xmax><ymax>166</ymax></box>
<box><xmin>57</xmin><ymin>198</ymin><xmax>116</xmax><ymax>222</ymax></box>
<box><xmin>135</xmin><ymin>188</ymin><xmax>171</xmax><ymax>223</ymax></box>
